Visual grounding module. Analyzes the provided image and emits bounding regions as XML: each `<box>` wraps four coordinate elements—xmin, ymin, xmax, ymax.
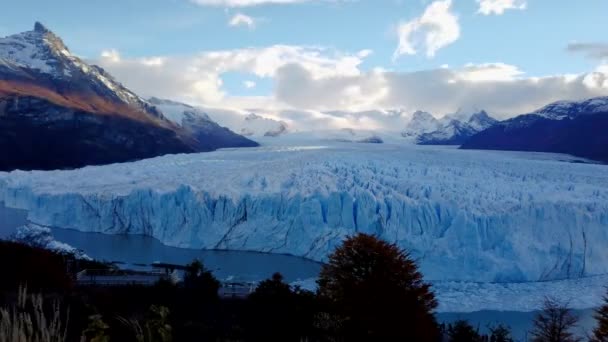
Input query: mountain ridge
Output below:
<box><xmin>461</xmin><ymin>96</ymin><xmax>608</xmax><ymax>162</ymax></box>
<box><xmin>0</xmin><ymin>23</ymin><xmax>257</xmax><ymax>171</ymax></box>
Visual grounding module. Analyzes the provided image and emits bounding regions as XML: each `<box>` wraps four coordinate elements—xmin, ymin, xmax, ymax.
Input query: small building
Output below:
<box><xmin>219</xmin><ymin>280</ymin><xmax>257</xmax><ymax>299</ymax></box>
<box><xmin>76</xmin><ymin>269</ymin><xmax>172</xmax><ymax>286</ymax></box>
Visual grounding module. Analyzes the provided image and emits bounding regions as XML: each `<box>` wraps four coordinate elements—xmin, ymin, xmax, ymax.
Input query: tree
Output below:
<box><xmin>488</xmin><ymin>323</ymin><xmax>513</xmax><ymax>342</ymax></box>
<box><xmin>530</xmin><ymin>297</ymin><xmax>581</xmax><ymax>342</ymax></box>
<box><xmin>183</xmin><ymin>259</ymin><xmax>220</xmax><ymax>298</ymax></box>
<box><xmin>246</xmin><ymin>273</ymin><xmax>317</xmax><ymax>341</ymax></box>
<box><xmin>447</xmin><ymin>320</ymin><xmax>482</xmax><ymax>342</ymax></box>
<box><xmin>592</xmin><ymin>289</ymin><xmax>608</xmax><ymax>342</ymax></box>
<box><xmin>317</xmin><ymin>233</ymin><xmax>439</xmax><ymax>341</ymax></box>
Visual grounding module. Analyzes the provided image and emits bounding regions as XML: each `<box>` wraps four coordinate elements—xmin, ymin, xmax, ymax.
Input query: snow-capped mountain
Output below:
<box><xmin>462</xmin><ymin>97</ymin><xmax>608</xmax><ymax>162</ymax></box>
<box><xmin>0</xmin><ymin>22</ymin><xmax>162</xmax><ymax>118</ymax></box>
<box><xmin>148</xmin><ymin>98</ymin><xmax>258</xmax><ymax>150</ymax></box>
<box><xmin>533</xmin><ymin>97</ymin><xmax>608</xmax><ymax>120</ymax></box>
<box><xmin>401</xmin><ymin>111</ymin><xmax>441</xmax><ymax>139</ymax></box>
<box><xmin>0</xmin><ymin>23</ymin><xmax>256</xmax><ymax>171</ymax></box>
<box><xmin>401</xmin><ymin>109</ymin><xmax>498</xmax><ymax>145</ymax></box>
<box><xmin>417</xmin><ymin>110</ymin><xmax>498</xmax><ymax>145</ymax></box>
<box><xmin>241</xmin><ymin>113</ymin><xmax>288</xmax><ymax>137</ymax></box>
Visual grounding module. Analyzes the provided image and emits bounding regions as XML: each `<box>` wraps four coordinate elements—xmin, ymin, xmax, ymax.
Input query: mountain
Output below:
<box><xmin>417</xmin><ymin>110</ymin><xmax>498</xmax><ymax>145</ymax></box>
<box><xmin>0</xmin><ymin>23</ymin><xmax>256</xmax><ymax>171</ymax></box>
<box><xmin>401</xmin><ymin>109</ymin><xmax>498</xmax><ymax>145</ymax></box>
<box><xmin>401</xmin><ymin>111</ymin><xmax>441</xmax><ymax>140</ymax></box>
<box><xmin>461</xmin><ymin>97</ymin><xmax>608</xmax><ymax>162</ymax></box>
<box><xmin>241</xmin><ymin>113</ymin><xmax>288</xmax><ymax>137</ymax></box>
<box><xmin>147</xmin><ymin>98</ymin><xmax>258</xmax><ymax>150</ymax></box>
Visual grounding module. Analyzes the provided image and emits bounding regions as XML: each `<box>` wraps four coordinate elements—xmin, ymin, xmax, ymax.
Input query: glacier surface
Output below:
<box><xmin>1</xmin><ymin>143</ymin><xmax>607</xmax><ymax>283</ymax></box>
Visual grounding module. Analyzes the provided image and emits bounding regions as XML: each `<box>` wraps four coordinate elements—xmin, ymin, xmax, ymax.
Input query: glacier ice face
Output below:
<box><xmin>1</xmin><ymin>143</ymin><xmax>607</xmax><ymax>283</ymax></box>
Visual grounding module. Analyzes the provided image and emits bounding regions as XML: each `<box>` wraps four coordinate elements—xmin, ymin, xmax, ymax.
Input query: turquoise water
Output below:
<box><xmin>0</xmin><ymin>202</ymin><xmax>321</xmax><ymax>282</ymax></box>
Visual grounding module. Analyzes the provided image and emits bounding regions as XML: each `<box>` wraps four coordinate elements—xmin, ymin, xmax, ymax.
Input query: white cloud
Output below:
<box><xmin>455</xmin><ymin>63</ymin><xmax>524</xmax><ymax>82</ymax></box>
<box><xmin>394</xmin><ymin>0</ymin><xmax>460</xmax><ymax>59</ymax></box>
<box><xmin>100</xmin><ymin>49</ymin><xmax>121</xmax><ymax>63</ymax></box>
<box><xmin>477</xmin><ymin>0</ymin><xmax>527</xmax><ymax>15</ymax></box>
<box><xmin>567</xmin><ymin>42</ymin><xmax>608</xmax><ymax>60</ymax></box>
<box><xmin>243</xmin><ymin>80</ymin><xmax>257</xmax><ymax>88</ymax></box>
<box><xmin>96</xmin><ymin>46</ymin><xmax>608</xmax><ymax>130</ymax></box>
<box><xmin>96</xmin><ymin>45</ymin><xmax>366</xmax><ymax>106</ymax></box>
<box><xmin>228</xmin><ymin>13</ymin><xmax>257</xmax><ymax>29</ymax></box>
<box><xmin>192</xmin><ymin>0</ymin><xmax>317</xmax><ymax>7</ymax></box>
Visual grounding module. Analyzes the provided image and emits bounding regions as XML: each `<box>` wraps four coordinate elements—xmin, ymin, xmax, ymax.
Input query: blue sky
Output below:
<box><xmin>3</xmin><ymin>0</ymin><xmax>608</xmax><ymax>126</ymax></box>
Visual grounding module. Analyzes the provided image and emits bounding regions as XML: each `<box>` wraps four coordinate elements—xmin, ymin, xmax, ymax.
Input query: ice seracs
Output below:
<box><xmin>1</xmin><ymin>143</ymin><xmax>607</xmax><ymax>283</ymax></box>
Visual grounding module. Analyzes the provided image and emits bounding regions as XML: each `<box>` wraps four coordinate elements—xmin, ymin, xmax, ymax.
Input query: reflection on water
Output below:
<box><xmin>0</xmin><ymin>201</ymin><xmax>321</xmax><ymax>282</ymax></box>
<box><xmin>50</xmin><ymin>227</ymin><xmax>322</xmax><ymax>282</ymax></box>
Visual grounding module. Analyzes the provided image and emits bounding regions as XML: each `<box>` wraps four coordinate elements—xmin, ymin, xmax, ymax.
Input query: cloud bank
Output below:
<box><xmin>96</xmin><ymin>45</ymin><xmax>608</xmax><ymax>131</ymax></box>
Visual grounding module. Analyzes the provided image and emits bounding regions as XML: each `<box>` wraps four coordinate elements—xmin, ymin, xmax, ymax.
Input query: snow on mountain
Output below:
<box><xmin>0</xmin><ymin>22</ymin><xmax>157</xmax><ymax>115</ymax></box>
<box><xmin>462</xmin><ymin>96</ymin><xmax>608</xmax><ymax>162</ymax></box>
<box><xmin>401</xmin><ymin>111</ymin><xmax>441</xmax><ymax>140</ymax></box>
<box><xmin>1</xmin><ymin>143</ymin><xmax>607</xmax><ymax>283</ymax></box>
<box><xmin>241</xmin><ymin>113</ymin><xmax>288</xmax><ymax>137</ymax></box>
<box><xmin>533</xmin><ymin>97</ymin><xmax>608</xmax><ymax>120</ymax></box>
<box><xmin>147</xmin><ymin>97</ymin><xmax>212</xmax><ymax>125</ymax></box>
<box><xmin>0</xmin><ymin>23</ymin><xmax>258</xmax><ymax>171</ymax></box>
<box><xmin>146</xmin><ymin>97</ymin><xmax>259</xmax><ymax>150</ymax></box>
<box><xmin>166</xmin><ymin>105</ymin><xmax>288</xmax><ymax>138</ymax></box>
<box><xmin>402</xmin><ymin>109</ymin><xmax>498</xmax><ymax>145</ymax></box>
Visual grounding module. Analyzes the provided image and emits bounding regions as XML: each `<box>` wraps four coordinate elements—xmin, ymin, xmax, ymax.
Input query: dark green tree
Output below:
<box><xmin>488</xmin><ymin>323</ymin><xmax>513</xmax><ymax>342</ymax></box>
<box><xmin>447</xmin><ymin>320</ymin><xmax>482</xmax><ymax>342</ymax></box>
<box><xmin>592</xmin><ymin>289</ymin><xmax>608</xmax><ymax>342</ymax></box>
<box><xmin>246</xmin><ymin>272</ymin><xmax>317</xmax><ymax>341</ymax></box>
<box><xmin>183</xmin><ymin>259</ymin><xmax>220</xmax><ymax>298</ymax></box>
<box><xmin>317</xmin><ymin>233</ymin><xmax>439</xmax><ymax>341</ymax></box>
<box><xmin>530</xmin><ymin>297</ymin><xmax>581</xmax><ymax>342</ymax></box>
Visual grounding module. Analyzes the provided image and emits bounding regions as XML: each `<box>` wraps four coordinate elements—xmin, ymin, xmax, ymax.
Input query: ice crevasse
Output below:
<box><xmin>1</xmin><ymin>144</ymin><xmax>607</xmax><ymax>283</ymax></box>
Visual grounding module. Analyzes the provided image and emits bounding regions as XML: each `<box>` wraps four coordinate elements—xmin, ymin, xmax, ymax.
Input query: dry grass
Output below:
<box><xmin>0</xmin><ymin>286</ymin><xmax>69</xmax><ymax>342</ymax></box>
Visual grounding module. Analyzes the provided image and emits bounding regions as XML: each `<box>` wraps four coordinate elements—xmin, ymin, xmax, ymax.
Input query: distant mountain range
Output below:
<box><xmin>402</xmin><ymin>109</ymin><xmax>498</xmax><ymax>145</ymax></box>
<box><xmin>0</xmin><ymin>23</ymin><xmax>257</xmax><ymax>171</ymax></box>
<box><xmin>461</xmin><ymin>97</ymin><xmax>608</xmax><ymax>163</ymax></box>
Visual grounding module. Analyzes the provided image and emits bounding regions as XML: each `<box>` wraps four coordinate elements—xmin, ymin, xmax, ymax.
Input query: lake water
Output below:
<box><xmin>437</xmin><ymin>309</ymin><xmax>596</xmax><ymax>341</ymax></box>
<box><xmin>0</xmin><ymin>202</ymin><xmax>321</xmax><ymax>282</ymax></box>
<box><xmin>0</xmin><ymin>202</ymin><xmax>597</xmax><ymax>340</ymax></box>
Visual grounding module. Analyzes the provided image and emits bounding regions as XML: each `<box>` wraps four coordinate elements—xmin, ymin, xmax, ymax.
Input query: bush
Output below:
<box><xmin>317</xmin><ymin>233</ymin><xmax>439</xmax><ymax>341</ymax></box>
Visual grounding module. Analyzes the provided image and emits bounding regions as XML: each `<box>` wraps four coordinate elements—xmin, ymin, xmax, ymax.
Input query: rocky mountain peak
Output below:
<box><xmin>34</xmin><ymin>22</ymin><xmax>50</xmax><ymax>33</ymax></box>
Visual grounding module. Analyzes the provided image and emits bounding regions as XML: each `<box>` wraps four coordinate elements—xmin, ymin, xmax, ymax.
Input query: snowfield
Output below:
<box><xmin>1</xmin><ymin>142</ymin><xmax>607</xmax><ymax>283</ymax></box>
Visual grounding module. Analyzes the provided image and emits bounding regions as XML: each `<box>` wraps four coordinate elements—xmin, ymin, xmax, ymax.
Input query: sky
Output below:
<box><xmin>3</xmin><ymin>0</ymin><xmax>608</xmax><ymax>129</ymax></box>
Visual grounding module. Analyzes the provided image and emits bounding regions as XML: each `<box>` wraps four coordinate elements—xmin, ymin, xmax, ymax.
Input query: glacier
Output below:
<box><xmin>1</xmin><ymin>143</ymin><xmax>607</xmax><ymax>283</ymax></box>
